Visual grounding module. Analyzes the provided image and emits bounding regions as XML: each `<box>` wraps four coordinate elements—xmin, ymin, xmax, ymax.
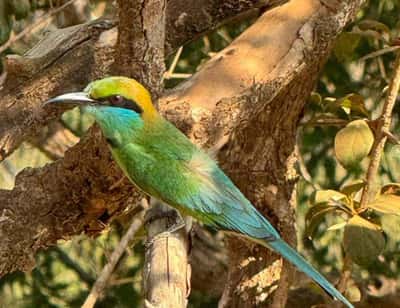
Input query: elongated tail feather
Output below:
<box><xmin>266</xmin><ymin>239</ymin><xmax>353</xmax><ymax>308</ymax></box>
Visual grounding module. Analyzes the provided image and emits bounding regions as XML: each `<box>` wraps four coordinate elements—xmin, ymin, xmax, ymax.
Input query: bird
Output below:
<box><xmin>46</xmin><ymin>76</ymin><xmax>353</xmax><ymax>308</ymax></box>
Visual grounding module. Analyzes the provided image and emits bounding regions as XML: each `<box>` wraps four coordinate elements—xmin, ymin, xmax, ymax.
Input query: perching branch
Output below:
<box><xmin>360</xmin><ymin>50</ymin><xmax>400</xmax><ymax>206</ymax></box>
<box><xmin>143</xmin><ymin>202</ymin><xmax>190</xmax><ymax>308</ymax></box>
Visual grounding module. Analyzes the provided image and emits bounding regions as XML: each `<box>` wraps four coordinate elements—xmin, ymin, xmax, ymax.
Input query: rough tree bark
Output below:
<box><xmin>0</xmin><ymin>0</ymin><xmax>365</xmax><ymax>306</ymax></box>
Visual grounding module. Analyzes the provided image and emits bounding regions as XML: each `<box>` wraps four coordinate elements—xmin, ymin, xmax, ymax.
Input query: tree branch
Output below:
<box><xmin>360</xmin><ymin>50</ymin><xmax>400</xmax><ymax>206</ymax></box>
<box><xmin>0</xmin><ymin>1</ymin><xmax>284</xmax><ymax>276</ymax></box>
<box><xmin>143</xmin><ymin>202</ymin><xmax>190</xmax><ymax>308</ymax></box>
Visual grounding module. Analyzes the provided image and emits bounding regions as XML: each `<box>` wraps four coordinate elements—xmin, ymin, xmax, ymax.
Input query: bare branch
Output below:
<box><xmin>82</xmin><ymin>207</ymin><xmax>145</xmax><ymax>308</ymax></box>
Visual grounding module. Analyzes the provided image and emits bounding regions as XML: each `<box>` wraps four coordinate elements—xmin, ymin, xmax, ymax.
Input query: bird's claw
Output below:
<box><xmin>145</xmin><ymin>221</ymin><xmax>186</xmax><ymax>248</ymax></box>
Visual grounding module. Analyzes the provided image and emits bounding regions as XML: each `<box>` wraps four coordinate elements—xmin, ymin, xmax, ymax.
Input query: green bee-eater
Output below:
<box><xmin>46</xmin><ymin>76</ymin><xmax>353</xmax><ymax>308</ymax></box>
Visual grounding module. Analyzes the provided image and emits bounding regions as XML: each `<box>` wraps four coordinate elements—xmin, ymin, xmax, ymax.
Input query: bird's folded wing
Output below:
<box><xmin>178</xmin><ymin>156</ymin><xmax>280</xmax><ymax>241</ymax></box>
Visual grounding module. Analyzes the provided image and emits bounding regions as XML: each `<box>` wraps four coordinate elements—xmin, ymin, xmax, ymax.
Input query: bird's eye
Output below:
<box><xmin>109</xmin><ymin>95</ymin><xmax>124</xmax><ymax>106</ymax></box>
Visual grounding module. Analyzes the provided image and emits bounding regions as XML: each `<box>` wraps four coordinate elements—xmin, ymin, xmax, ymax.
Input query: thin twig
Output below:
<box><xmin>377</xmin><ymin>56</ymin><xmax>388</xmax><ymax>82</ymax></box>
<box><xmin>164</xmin><ymin>46</ymin><xmax>183</xmax><ymax>79</ymax></box>
<box><xmin>334</xmin><ymin>255</ymin><xmax>352</xmax><ymax>308</ymax></box>
<box><xmin>0</xmin><ymin>0</ymin><xmax>78</xmax><ymax>54</ymax></box>
<box><xmin>301</xmin><ymin>116</ymin><xmax>349</xmax><ymax>128</ymax></box>
<box><xmin>360</xmin><ymin>50</ymin><xmax>400</xmax><ymax>206</ymax></box>
<box><xmin>163</xmin><ymin>47</ymin><xmax>192</xmax><ymax>80</ymax></box>
<box><xmin>165</xmin><ymin>73</ymin><xmax>192</xmax><ymax>79</ymax></box>
<box><xmin>81</xmin><ymin>205</ymin><xmax>146</xmax><ymax>308</ymax></box>
<box><xmin>358</xmin><ymin>45</ymin><xmax>400</xmax><ymax>62</ymax></box>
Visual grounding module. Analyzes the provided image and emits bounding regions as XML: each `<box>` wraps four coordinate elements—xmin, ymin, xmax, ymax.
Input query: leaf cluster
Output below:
<box><xmin>305</xmin><ymin>59</ymin><xmax>400</xmax><ymax>269</ymax></box>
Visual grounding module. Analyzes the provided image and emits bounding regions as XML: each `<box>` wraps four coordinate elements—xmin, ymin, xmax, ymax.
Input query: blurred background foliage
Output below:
<box><xmin>1</xmin><ymin>0</ymin><xmax>400</xmax><ymax>307</ymax></box>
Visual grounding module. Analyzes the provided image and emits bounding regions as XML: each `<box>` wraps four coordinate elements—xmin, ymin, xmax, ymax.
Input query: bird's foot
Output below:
<box><xmin>165</xmin><ymin>220</ymin><xmax>187</xmax><ymax>234</ymax></box>
<box><xmin>145</xmin><ymin>220</ymin><xmax>186</xmax><ymax>248</ymax></box>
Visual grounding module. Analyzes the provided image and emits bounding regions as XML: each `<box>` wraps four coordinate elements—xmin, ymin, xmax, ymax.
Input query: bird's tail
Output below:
<box><xmin>265</xmin><ymin>239</ymin><xmax>353</xmax><ymax>308</ymax></box>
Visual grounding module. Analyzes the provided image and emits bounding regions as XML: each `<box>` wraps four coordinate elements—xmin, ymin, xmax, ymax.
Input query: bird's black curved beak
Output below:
<box><xmin>44</xmin><ymin>92</ymin><xmax>98</xmax><ymax>107</ymax></box>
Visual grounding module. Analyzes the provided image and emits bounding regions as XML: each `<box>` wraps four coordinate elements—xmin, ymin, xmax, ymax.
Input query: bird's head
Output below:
<box><xmin>45</xmin><ymin>76</ymin><xmax>158</xmax><ymax>146</ymax></box>
<box><xmin>46</xmin><ymin>76</ymin><xmax>157</xmax><ymax>118</ymax></box>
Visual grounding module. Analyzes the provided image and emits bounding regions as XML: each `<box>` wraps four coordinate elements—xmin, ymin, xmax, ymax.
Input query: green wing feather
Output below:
<box><xmin>178</xmin><ymin>161</ymin><xmax>280</xmax><ymax>241</ymax></box>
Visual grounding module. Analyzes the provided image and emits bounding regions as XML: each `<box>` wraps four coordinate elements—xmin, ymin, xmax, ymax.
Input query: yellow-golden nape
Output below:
<box><xmin>84</xmin><ymin>76</ymin><xmax>158</xmax><ymax>119</ymax></box>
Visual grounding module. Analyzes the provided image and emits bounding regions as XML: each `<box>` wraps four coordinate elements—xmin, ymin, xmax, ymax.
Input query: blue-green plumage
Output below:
<box><xmin>47</xmin><ymin>77</ymin><xmax>353</xmax><ymax>308</ymax></box>
<box><xmin>85</xmin><ymin>105</ymin><xmax>353</xmax><ymax>308</ymax></box>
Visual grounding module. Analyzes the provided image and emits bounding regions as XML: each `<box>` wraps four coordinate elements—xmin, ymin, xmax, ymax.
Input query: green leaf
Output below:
<box><xmin>340</xmin><ymin>180</ymin><xmax>365</xmax><ymax>197</ymax></box>
<box><xmin>367</xmin><ymin>194</ymin><xmax>400</xmax><ymax>215</ymax></box>
<box><xmin>311</xmin><ymin>189</ymin><xmax>348</xmax><ymax>205</ymax></box>
<box><xmin>381</xmin><ymin>183</ymin><xmax>400</xmax><ymax>195</ymax></box>
<box><xmin>325</xmin><ymin>94</ymin><xmax>369</xmax><ymax>117</ymax></box>
<box><xmin>309</xmin><ymin>92</ymin><xmax>322</xmax><ymax>105</ymax></box>
<box><xmin>9</xmin><ymin>0</ymin><xmax>31</xmax><ymax>20</ymax></box>
<box><xmin>343</xmin><ymin>215</ymin><xmax>385</xmax><ymax>266</ymax></box>
<box><xmin>344</xmin><ymin>280</ymin><xmax>361</xmax><ymax>302</ymax></box>
<box><xmin>381</xmin><ymin>215</ymin><xmax>400</xmax><ymax>242</ymax></box>
<box><xmin>0</xmin><ymin>1</ymin><xmax>12</xmax><ymax>45</ymax></box>
<box><xmin>351</xmin><ymin>26</ymin><xmax>388</xmax><ymax>43</ymax></box>
<box><xmin>334</xmin><ymin>120</ymin><xmax>374</xmax><ymax>169</ymax></box>
<box><xmin>339</xmin><ymin>94</ymin><xmax>369</xmax><ymax>117</ymax></box>
<box><xmin>305</xmin><ymin>197</ymin><xmax>351</xmax><ymax>239</ymax></box>
<box><xmin>305</xmin><ymin>204</ymin><xmax>338</xmax><ymax>239</ymax></box>
<box><xmin>334</xmin><ymin>32</ymin><xmax>361</xmax><ymax>62</ymax></box>
<box><xmin>358</xmin><ymin>20</ymin><xmax>390</xmax><ymax>34</ymax></box>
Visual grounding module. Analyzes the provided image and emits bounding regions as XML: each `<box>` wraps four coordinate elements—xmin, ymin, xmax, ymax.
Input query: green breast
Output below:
<box><xmin>110</xmin><ymin>118</ymin><xmax>200</xmax><ymax>207</ymax></box>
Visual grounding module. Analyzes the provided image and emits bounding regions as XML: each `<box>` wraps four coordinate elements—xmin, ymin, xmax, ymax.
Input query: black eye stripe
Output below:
<box><xmin>96</xmin><ymin>95</ymin><xmax>143</xmax><ymax>114</ymax></box>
